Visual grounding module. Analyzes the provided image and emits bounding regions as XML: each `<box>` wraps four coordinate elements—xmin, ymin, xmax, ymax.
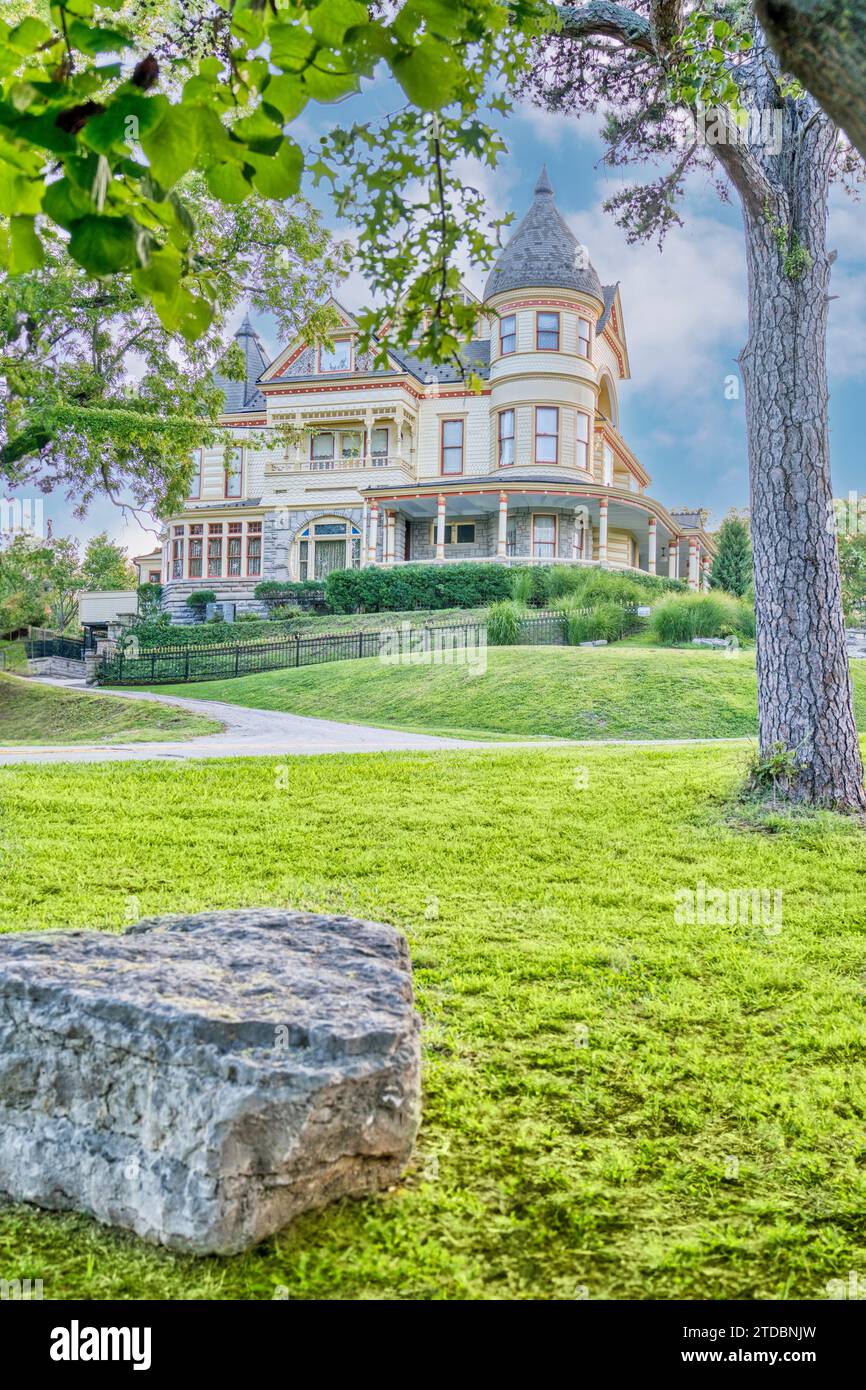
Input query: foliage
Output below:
<box><xmin>745</xmin><ymin>740</ymin><xmax>805</xmax><ymax>805</ymax></box>
<box><xmin>0</xmin><ymin>533</ymin><xmax>51</xmax><ymax>629</ymax></box>
<box><xmin>710</xmin><ymin>515</ymin><xmax>753</xmax><ymax>596</ymax></box>
<box><xmin>185</xmin><ymin>588</ymin><xmax>216</xmax><ymax>610</ymax></box>
<box><xmin>131</xmin><ymin>613</ymin><xmax>311</xmax><ymax>649</ymax></box>
<box><xmin>325</xmin><ymin>562</ymin><xmax>515</xmax><ymax>614</ymax></box>
<box><xmin>486</xmin><ymin>599</ymin><xmax>526</xmax><ymax>645</ymax></box>
<box><xmin>0</xmin><ymin>0</ymin><xmax>549</xmax><ymax>373</ymax></box>
<box><xmin>563</xmin><ymin>600</ymin><xmax>643</xmax><ymax>645</ymax></box>
<box><xmin>837</xmin><ymin>533</ymin><xmax>866</xmax><ymax>622</ymax></box>
<box><xmin>80</xmin><ymin>529</ymin><xmax>136</xmax><ymax>588</ymax></box>
<box><xmin>651</xmin><ymin>591</ymin><xmax>753</xmax><ymax>644</ymax></box>
<box><xmin>514</xmin><ymin>564</ymin><xmax>679</xmax><ymax>609</ymax></box>
<box><xmin>1</xmin><ymin>174</ymin><xmax>344</xmax><ymax>512</ymax></box>
<box><xmin>136</xmin><ymin>580</ymin><xmax>162</xmax><ymax>619</ymax></box>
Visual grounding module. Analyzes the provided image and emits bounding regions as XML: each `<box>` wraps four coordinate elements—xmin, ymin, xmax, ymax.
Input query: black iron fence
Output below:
<box><xmin>24</xmin><ymin>629</ymin><xmax>85</xmax><ymax>661</ymax></box>
<box><xmin>96</xmin><ymin>621</ymin><xmax>491</xmax><ymax>686</ymax></box>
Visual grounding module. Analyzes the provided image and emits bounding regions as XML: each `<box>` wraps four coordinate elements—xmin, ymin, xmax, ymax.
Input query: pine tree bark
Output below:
<box><xmin>738</xmin><ymin>117</ymin><xmax>866</xmax><ymax>808</ymax></box>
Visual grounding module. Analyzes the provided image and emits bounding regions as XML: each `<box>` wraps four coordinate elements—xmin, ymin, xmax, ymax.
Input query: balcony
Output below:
<box><xmin>266</xmin><ymin>454</ymin><xmax>416</xmax><ymax>480</ymax></box>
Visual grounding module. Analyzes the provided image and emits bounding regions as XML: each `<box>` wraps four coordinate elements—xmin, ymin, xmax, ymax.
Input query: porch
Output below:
<box><xmin>359</xmin><ymin>485</ymin><xmax>711</xmax><ymax>589</ymax></box>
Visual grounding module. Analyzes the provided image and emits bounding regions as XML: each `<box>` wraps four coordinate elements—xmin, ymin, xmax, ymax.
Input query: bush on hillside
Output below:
<box><xmin>254</xmin><ymin>580</ymin><xmax>324</xmax><ymax>606</ymax></box>
<box><xmin>511</xmin><ymin>563</ymin><xmax>682</xmax><ymax>609</ymax></box>
<box><xmin>325</xmin><ymin>563</ymin><xmax>514</xmax><ymax>614</ymax></box>
<box><xmin>565</xmin><ymin>601</ymin><xmax>644</xmax><ymax>645</ymax></box>
<box><xmin>651</xmin><ymin>592</ymin><xmax>754</xmax><ymax>644</ymax></box>
<box><xmin>487</xmin><ymin>600</ymin><xmax>527</xmax><ymax>645</ymax></box>
<box><xmin>132</xmin><ymin>615</ymin><xmax>311</xmax><ymax>649</ymax></box>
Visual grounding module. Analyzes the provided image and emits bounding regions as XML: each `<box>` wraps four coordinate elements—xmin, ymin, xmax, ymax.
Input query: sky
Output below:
<box><xmin>13</xmin><ymin>73</ymin><xmax>866</xmax><ymax>559</ymax></box>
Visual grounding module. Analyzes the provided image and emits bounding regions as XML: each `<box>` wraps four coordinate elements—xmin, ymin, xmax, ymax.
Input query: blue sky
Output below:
<box><xmin>19</xmin><ymin>78</ymin><xmax>866</xmax><ymax>558</ymax></box>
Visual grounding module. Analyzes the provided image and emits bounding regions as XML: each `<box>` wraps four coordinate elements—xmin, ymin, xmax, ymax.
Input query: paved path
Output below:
<box><xmin>0</xmin><ymin>677</ymin><xmax>752</xmax><ymax>765</ymax></box>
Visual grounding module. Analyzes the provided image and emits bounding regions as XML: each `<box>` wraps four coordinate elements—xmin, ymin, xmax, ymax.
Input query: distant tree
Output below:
<box><xmin>0</xmin><ymin>534</ymin><xmax>51</xmax><ymax>631</ymax></box>
<box><xmin>838</xmin><ymin>534</ymin><xmax>866</xmax><ymax>624</ymax></box>
<box><xmin>44</xmin><ymin>537</ymin><xmax>84</xmax><ymax>632</ymax></box>
<box><xmin>80</xmin><ymin>532</ymin><xmax>137</xmax><ymax>591</ymax></box>
<box><xmin>711</xmin><ymin>516</ymin><xmax>753</xmax><ymax>596</ymax></box>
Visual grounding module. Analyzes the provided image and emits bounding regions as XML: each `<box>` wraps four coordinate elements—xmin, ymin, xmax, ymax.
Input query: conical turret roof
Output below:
<box><xmin>483</xmin><ymin>167</ymin><xmax>603</xmax><ymax>303</ymax></box>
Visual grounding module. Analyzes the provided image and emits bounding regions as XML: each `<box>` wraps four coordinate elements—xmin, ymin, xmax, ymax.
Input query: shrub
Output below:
<box><xmin>565</xmin><ymin>601</ymin><xmax>643</xmax><ymax>645</ymax></box>
<box><xmin>325</xmin><ymin>563</ymin><xmax>514</xmax><ymax>614</ymax></box>
<box><xmin>235</xmin><ymin>612</ymin><xmax>261</xmax><ymax>623</ymax></box>
<box><xmin>254</xmin><ymin>580</ymin><xmax>324</xmax><ymax>604</ymax></box>
<box><xmin>651</xmin><ymin>592</ymin><xmax>752</xmax><ymax>644</ymax></box>
<box><xmin>137</xmin><ymin>582</ymin><xmax>162</xmax><ymax>619</ymax></box>
<box><xmin>487</xmin><ymin>600</ymin><xmax>527</xmax><ymax>645</ymax></box>
<box><xmin>186</xmin><ymin>590</ymin><xmax>217</xmax><ymax>614</ymax></box>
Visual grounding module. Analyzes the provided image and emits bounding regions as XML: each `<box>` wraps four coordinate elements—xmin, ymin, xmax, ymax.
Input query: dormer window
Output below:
<box><xmin>536</xmin><ymin>312</ymin><xmax>560</xmax><ymax>351</ymax></box>
<box><xmin>318</xmin><ymin>338</ymin><xmax>352</xmax><ymax>373</ymax></box>
<box><xmin>578</xmin><ymin>317</ymin><xmax>591</xmax><ymax>358</ymax></box>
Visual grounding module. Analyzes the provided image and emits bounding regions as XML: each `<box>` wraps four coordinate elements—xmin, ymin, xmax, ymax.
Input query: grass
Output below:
<box><xmin>0</xmin><ymin>673</ymin><xmax>222</xmax><ymax>745</ymax></box>
<box><xmin>0</xmin><ymin>640</ymin><xmax>27</xmax><ymax>675</ymax></box>
<box><xmin>1</xmin><ymin>744</ymin><xmax>866</xmax><ymax>1299</ymax></box>
<box><xmin>135</xmin><ymin>644</ymin><xmax>866</xmax><ymax>743</ymax></box>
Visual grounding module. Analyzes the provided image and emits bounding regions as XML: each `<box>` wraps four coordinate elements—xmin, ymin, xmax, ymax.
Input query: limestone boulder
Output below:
<box><xmin>0</xmin><ymin>909</ymin><xmax>421</xmax><ymax>1254</ymax></box>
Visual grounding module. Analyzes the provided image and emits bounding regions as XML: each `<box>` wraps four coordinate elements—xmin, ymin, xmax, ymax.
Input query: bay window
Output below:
<box><xmin>227</xmin><ymin>521</ymin><xmax>242</xmax><ymax>577</ymax></box>
<box><xmin>188</xmin><ymin>524</ymin><xmax>203</xmax><ymax>578</ymax></box>
<box><xmin>207</xmin><ymin>524</ymin><xmax>223</xmax><ymax>578</ymax></box>
<box><xmin>246</xmin><ymin>522</ymin><xmax>262</xmax><ymax>577</ymax></box>
<box><xmin>171</xmin><ymin>526</ymin><xmax>184</xmax><ymax>580</ymax></box>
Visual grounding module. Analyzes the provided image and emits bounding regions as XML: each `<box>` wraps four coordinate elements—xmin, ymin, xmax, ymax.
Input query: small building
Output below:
<box><xmin>78</xmin><ymin>590</ymin><xmax>139</xmax><ymax>649</ymax></box>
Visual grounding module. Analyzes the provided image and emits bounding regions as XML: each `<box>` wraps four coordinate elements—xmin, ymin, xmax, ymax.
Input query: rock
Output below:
<box><xmin>692</xmin><ymin>637</ymin><xmax>728</xmax><ymax>647</ymax></box>
<box><xmin>0</xmin><ymin>909</ymin><xmax>421</xmax><ymax>1254</ymax></box>
<box><xmin>579</xmin><ymin>639</ymin><xmax>608</xmax><ymax>647</ymax></box>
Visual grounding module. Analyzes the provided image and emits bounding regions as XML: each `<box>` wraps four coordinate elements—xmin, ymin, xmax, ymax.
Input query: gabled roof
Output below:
<box><xmin>389</xmin><ymin>340</ymin><xmax>490</xmax><ymax>384</ymax></box>
<box><xmin>213</xmin><ymin>313</ymin><xmax>269</xmax><ymax>414</ymax></box>
<box><xmin>483</xmin><ymin>167</ymin><xmax>604</xmax><ymax>304</ymax></box>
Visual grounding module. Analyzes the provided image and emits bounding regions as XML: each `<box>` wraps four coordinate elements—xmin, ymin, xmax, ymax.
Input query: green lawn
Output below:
<box><xmin>0</xmin><ymin>673</ymin><xmax>221</xmax><ymax>745</ymax></box>
<box><xmin>1</xmin><ymin>744</ymin><xmax>866</xmax><ymax>1299</ymax></box>
<box><xmin>138</xmin><ymin>644</ymin><xmax>866</xmax><ymax>742</ymax></box>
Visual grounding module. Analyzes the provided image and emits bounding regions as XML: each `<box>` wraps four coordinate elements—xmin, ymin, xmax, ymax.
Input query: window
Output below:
<box><xmin>188</xmin><ymin>524</ymin><xmax>203</xmax><ymax>578</ymax></box>
<box><xmin>429</xmin><ymin>521</ymin><xmax>477</xmax><ymax>546</ymax></box>
<box><xmin>371</xmin><ymin>426</ymin><xmax>389</xmax><ymax>462</ymax></box>
<box><xmin>227</xmin><ymin>521</ymin><xmax>243</xmax><ymax>577</ymax></box>
<box><xmin>207</xmin><ymin>523</ymin><xmax>223</xmax><ymax>578</ymax></box>
<box><xmin>532</xmin><ymin>514</ymin><xmax>557</xmax><ymax>559</ymax></box>
<box><xmin>441</xmin><ymin>419</ymin><xmax>464</xmax><ymax>475</ymax></box>
<box><xmin>506</xmin><ymin>521</ymin><xmax>517</xmax><ymax>557</ymax></box>
<box><xmin>498</xmin><ymin>410</ymin><xmax>515</xmax><ymax>467</ymax></box>
<box><xmin>310</xmin><ymin>432</ymin><xmax>335</xmax><ymax>469</ymax></box>
<box><xmin>148</xmin><ymin>569</ymin><xmax>161</xmax><ymax>584</ymax></box>
<box><xmin>296</xmin><ymin>517</ymin><xmax>361</xmax><ymax>580</ymax></box>
<box><xmin>189</xmin><ymin>449</ymin><xmax>202</xmax><ymax>499</ymax></box>
<box><xmin>499</xmin><ymin>314</ymin><xmax>516</xmax><ymax>355</ymax></box>
<box><xmin>578</xmin><ymin>317</ymin><xmax>591</xmax><ymax>358</ymax></box>
<box><xmin>536</xmin><ymin>311</ymin><xmax>560</xmax><ymax>351</ymax></box>
<box><xmin>535</xmin><ymin>407</ymin><xmax>559</xmax><ymax>464</ymax></box>
<box><xmin>603</xmin><ymin>443</ymin><xmax>614</xmax><ymax>487</ymax></box>
<box><xmin>171</xmin><ymin>526</ymin><xmax>184</xmax><ymax>580</ymax></box>
<box><xmin>318</xmin><ymin>339</ymin><xmax>351</xmax><ymax>373</ymax></box>
<box><xmin>246</xmin><ymin>521</ymin><xmax>262</xmax><ymax>577</ymax></box>
<box><xmin>576</xmin><ymin>412</ymin><xmax>590</xmax><ymax>471</ymax></box>
<box><xmin>341</xmin><ymin>430</ymin><xmax>362</xmax><ymax>461</ymax></box>
<box><xmin>225</xmin><ymin>448</ymin><xmax>242</xmax><ymax>498</ymax></box>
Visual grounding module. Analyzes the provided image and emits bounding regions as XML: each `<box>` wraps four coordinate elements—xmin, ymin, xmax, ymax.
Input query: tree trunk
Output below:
<box><xmin>738</xmin><ymin>119</ymin><xmax>866</xmax><ymax>809</ymax></box>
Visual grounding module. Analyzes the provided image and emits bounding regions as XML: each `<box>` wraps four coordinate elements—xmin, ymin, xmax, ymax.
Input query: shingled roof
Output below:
<box><xmin>483</xmin><ymin>167</ymin><xmax>604</xmax><ymax>304</ymax></box>
<box><xmin>213</xmin><ymin>313</ymin><xmax>269</xmax><ymax>414</ymax></box>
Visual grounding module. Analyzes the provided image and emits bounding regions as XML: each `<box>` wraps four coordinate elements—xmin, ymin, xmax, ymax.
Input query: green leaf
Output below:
<box><xmin>391</xmin><ymin>37</ymin><xmax>461</xmax><ymax>110</ymax></box>
<box><xmin>68</xmin><ymin>20</ymin><xmax>133</xmax><ymax>55</ymax></box>
<box><xmin>8</xmin><ymin>17</ymin><xmax>53</xmax><ymax>53</ymax></box>
<box><xmin>262</xmin><ymin>74</ymin><xmax>308</xmax><ymax>121</ymax></box>
<box><xmin>68</xmin><ymin>214</ymin><xmax>139</xmax><ymax>274</ymax></box>
<box><xmin>8</xmin><ymin>215</ymin><xmax>44</xmax><ymax>272</ymax></box>
<box><xmin>308</xmin><ymin>0</ymin><xmax>369</xmax><ymax>48</ymax></box>
<box><xmin>141</xmin><ymin>105</ymin><xmax>200</xmax><ymax>188</ymax></box>
<box><xmin>205</xmin><ymin>160</ymin><xmax>252</xmax><ymax>204</ymax></box>
<box><xmin>713</xmin><ymin>20</ymin><xmax>731</xmax><ymax>40</ymax></box>
<box><xmin>248</xmin><ymin>137</ymin><xmax>303</xmax><ymax>199</ymax></box>
<box><xmin>80</xmin><ymin>94</ymin><xmax>166</xmax><ymax>155</ymax></box>
<box><xmin>132</xmin><ymin>242</ymin><xmax>182</xmax><ymax>300</ymax></box>
<box><xmin>268</xmin><ymin>25</ymin><xmax>317</xmax><ymax>72</ymax></box>
<box><xmin>41</xmin><ymin>177</ymin><xmax>94</xmax><ymax>228</ymax></box>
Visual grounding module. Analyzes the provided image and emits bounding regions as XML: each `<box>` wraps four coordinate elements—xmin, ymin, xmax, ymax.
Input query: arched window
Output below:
<box><xmin>296</xmin><ymin>516</ymin><xmax>362</xmax><ymax>580</ymax></box>
<box><xmin>597</xmin><ymin>374</ymin><xmax>618</xmax><ymax>429</ymax></box>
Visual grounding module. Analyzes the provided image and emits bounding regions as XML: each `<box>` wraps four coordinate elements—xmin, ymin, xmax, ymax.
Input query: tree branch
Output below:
<box><xmin>556</xmin><ymin>2</ymin><xmax>655</xmax><ymax>55</ymax></box>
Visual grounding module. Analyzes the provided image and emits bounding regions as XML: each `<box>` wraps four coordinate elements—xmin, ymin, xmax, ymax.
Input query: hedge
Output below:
<box><xmin>131</xmin><ymin>615</ymin><xmax>314</xmax><ymax>649</ymax></box>
<box><xmin>325</xmin><ymin>563</ymin><xmax>517</xmax><ymax>613</ymax></box>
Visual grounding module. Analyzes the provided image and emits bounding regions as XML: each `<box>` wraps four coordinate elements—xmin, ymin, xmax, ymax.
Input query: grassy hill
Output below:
<box><xmin>137</xmin><ymin>644</ymin><xmax>866</xmax><ymax>742</ymax></box>
<box><xmin>0</xmin><ymin>674</ymin><xmax>221</xmax><ymax>745</ymax></box>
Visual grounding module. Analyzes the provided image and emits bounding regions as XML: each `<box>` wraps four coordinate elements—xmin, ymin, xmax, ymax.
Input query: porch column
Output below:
<box><xmin>572</xmin><ymin>506</ymin><xmax>582</xmax><ymax>561</ymax></box>
<box><xmin>647</xmin><ymin>516</ymin><xmax>657</xmax><ymax>575</ymax></box>
<box><xmin>668</xmin><ymin>535</ymin><xmax>678</xmax><ymax>580</ymax></box>
<box><xmin>598</xmin><ymin>498</ymin><xmax>608</xmax><ymax>565</ymax></box>
<box><xmin>368</xmin><ymin>502</ymin><xmax>379</xmax><ymax>565</ymax></box>
<box><xmin>688</xmin><ymin>538</ymin><xmax>699</xmax><ymax>590</ymax></box>
<box><xmin>702</xmin><ymin>554</ymin><xmax>711</xmax><ymax>591</ymax></box>
<box><xmin>585</xmin><ymin>514</ymin><xmax>593</xmax><ymax>562</ymax></box>
<box><xmin>436</xmin><ymin>493</ymin><xmax>446</xmax><ymax>562</ymax></box>
<box><xmin>360</xmin><ymin>498</ymin><xmax>369</xmax><ymax>568</ymax></box>
<box><xmin>497</xmin><ymin>491</ymin><xmax>508</xmax><ymax>558</ymax></box>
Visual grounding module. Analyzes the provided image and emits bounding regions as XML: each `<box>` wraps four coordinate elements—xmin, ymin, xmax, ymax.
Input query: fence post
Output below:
<box><xmin>234</xmin><ymin>647</ymin><xmax>240</xmax><ymax>678</ymax></box>
<box><xmin>295</xmin><ymin>635</ymin><xmax>301</xmax><ymax>667</ymax></box>
<box><xmin>151</xmin><ymin>651</ymin><xmax>155</xmax><ymax>682</ymax></box>
<box><xmin>185</xmin><ymin>649</ymin><xmax>190</xmax><ymax>681</ymax></box>
<box><xmin>358</xmin><ymin>631</ymin><xmax>364</xmax><ymax>659</ymax></box>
